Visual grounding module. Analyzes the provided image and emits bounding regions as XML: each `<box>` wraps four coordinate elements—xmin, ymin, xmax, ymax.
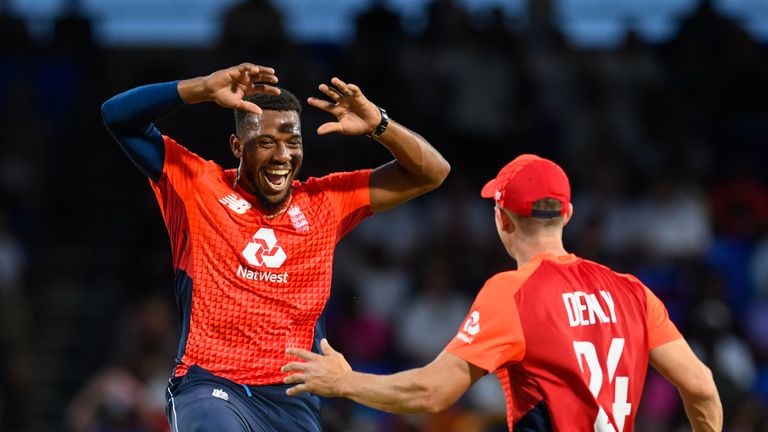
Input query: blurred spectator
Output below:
<box><xmin>635</xmin><ymin>370</ymin><xmax>681</xmax><ymax>430</ymax></box>
<box><xmin>219</xmin><ymin>0</ymin><xmax>291</xmax><ymax>56</ymax></box>
<box><xmin>750</xmin><ymin>239</ymin><xmax>768</xmax><ymax>300</ymax></box>
<box><xmin>744</xmin><ymin>301</ymin><xmax>768</xmax><ymax>366</ymax></box>
<box><xmin>395</xmin><ymin>262</ymin><xmax>470</xmax><ymax>364</ymax></box>
<box><xmin>634</xmin><ymin>174</ymin><xmax>712</xmax><ymax>260</ymax></box>
<box><xmin>0</xmin><ymin>12</ymin><xmax>31</xmax><ymax>53</ymax></box>
<box><xmin>709</xmin><ymin>166</ymin><xmax>768</xmax><ymax>239</ymax></box>
<box><xmin>0</xmin><ymin>210</ymin><xmax>31</xmax><ymax>431</ymax></box>
<box><xmin>326</xmin><ymin>284</ymin><xmax>394</xmax><ymax>368</ymax></box>
<box><xmin>708</xmin><ymin>162</ymin><xmax>768</xmax><ymax>314</ymax></box>
<box><xmin>687</xmin><ymin>297</ymin><xmax>757</xmax><ymax>420</ymax></box>
<box><xmin>67</xmin><ymin>296</ymin><xmax>175</xmax><ymax>432</ymax></box>
<box><xmin>339</xmin><ymin>0</ymin><xmax>407</xmax><ymax>113</ymax></box>
<box><xmin>67</xmin><ymin>367</ymin><xmax>160</xmax><ymax>432</ymax></box>
<box><xmin>353</xmin><ymin>202</ymin><xmax>428</xmax><ymax>263</ymax></box>
<box><xmin>0</xmin><ymin>212</ymin><xmax>26</xmax><ymax>296</ymax></box>
<box><xmin>346</xmin><ymin>243</ymin><xmax>413</xmax><ymax>321</ymax></box>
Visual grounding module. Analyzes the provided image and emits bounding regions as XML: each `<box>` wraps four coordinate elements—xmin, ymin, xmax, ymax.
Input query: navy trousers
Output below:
<box><xmin>165</xmin><ymin>365</ymin><xmax>321</xmax><ymax>432</ymax></box>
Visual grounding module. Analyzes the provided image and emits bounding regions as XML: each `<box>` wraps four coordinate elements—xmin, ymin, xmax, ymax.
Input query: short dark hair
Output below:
<box><xmin>234</xmin><ymin>88</ymin><xmax>302</xmax><ymax>135</ymax></box>
<box><xmin>506</xmin><ymin>198</ymin><xmax>566</xmax><ymax>235</ymax></box>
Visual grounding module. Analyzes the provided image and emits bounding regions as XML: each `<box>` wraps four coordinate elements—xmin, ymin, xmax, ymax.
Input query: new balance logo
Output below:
<box><xmin>211</xmin><ymin>388</ymin><xmax>229</xmax><ymax>401</ymax></box>
<box><xmin>241</xmin><ymin>228</ymin><xmax>287</xmax><ymax>269</ymax></box>
<box><xmin>220</xmin><ymin>194</ymin><xmax>252</xmax><ymax>214</ymax></box>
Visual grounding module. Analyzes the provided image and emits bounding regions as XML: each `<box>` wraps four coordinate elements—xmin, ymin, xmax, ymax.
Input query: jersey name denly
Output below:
<box><xmin>562</xmin><ymin>290</ymin><xmax>617</xmax><ymax>327</ymax></box>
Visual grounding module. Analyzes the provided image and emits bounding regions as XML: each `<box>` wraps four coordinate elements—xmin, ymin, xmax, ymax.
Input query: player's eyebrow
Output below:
<box><xmin>253</xmin><ymin>132</ymin><xmax>302</xmax><ymax>141</ymax></box>
<box><xmin>278</xmin><ymin>122</ymin><xmax>301</xmax><ymax>135</ymax></box>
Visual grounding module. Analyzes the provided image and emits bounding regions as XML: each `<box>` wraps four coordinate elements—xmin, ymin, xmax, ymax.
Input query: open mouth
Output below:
<box><xmin>263</xmin><ymin>168</ymin><xmax>291</xmax><ymax>189</ymax></box>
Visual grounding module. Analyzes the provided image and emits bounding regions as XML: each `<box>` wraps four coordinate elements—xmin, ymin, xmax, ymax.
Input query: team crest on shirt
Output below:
<box><xmin>288</xmin><ymin>205</ymin><xmax>309</xmax><ymax>233</ymax></box>
<box><xmin>457</xmin><ymin>310</ymin><xmax>480</xmax><ymax>344</ymax></box>
<box><xmin>219</xmin><ymin>193</ymin><xmax>252</xmax><ymax>214</ymax></box>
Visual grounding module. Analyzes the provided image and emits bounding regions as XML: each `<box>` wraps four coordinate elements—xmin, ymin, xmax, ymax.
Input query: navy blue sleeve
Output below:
<box><xmin>101</xmin><ymin>81</ymin><xmax>185</xmax><ymax>182</ymax></box>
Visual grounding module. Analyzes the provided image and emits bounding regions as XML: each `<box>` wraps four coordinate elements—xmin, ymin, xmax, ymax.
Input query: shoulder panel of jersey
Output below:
<box><xmin>445</xmin><ymin>257</ymin><xmax>545</xmax><ymax>373</ymax></box>
<box><xmin>149</xmin><ymin>136</ymin><xmax>216</xmax><ymax>272</ymax></box>
<box><xmin>300</xmin><ymin>169</ymin><xmax>373</xmax><ymax>240</ymax></box>
<box><xmin>612</xmin><ymin>272</ymin><xmax>683</xmax><ymax>349</ymax></box>
<box><xmin>497</xmin><ymin>254</ymin><xmax>654</xmax><ymax>431</ymax></box>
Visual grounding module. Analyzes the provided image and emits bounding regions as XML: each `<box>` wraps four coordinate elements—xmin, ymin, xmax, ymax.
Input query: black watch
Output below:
<box><xmin>368</xmin><ymin>107</ymin><xmax>389</xmax><ymax>139</ymax></box>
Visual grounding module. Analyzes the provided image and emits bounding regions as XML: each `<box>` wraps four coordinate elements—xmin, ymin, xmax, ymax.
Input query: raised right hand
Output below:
<box><xmin>178</xmin><ymin>63</ymin><xmax>280</xmax><ymax>114</ymax></box>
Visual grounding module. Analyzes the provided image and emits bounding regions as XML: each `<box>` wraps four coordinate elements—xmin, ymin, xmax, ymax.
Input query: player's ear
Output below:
<box><xmin>494</xmin><ymin>206</ymin><xmax>513</xmax><ymax>232</ymax></box>
<box><xmin>562</xmin><ymin>202</ymin><xmax>574</xmax><ymax>226</ymax></box>
<box><xmin>230</xmin><ymin>134</ymin><xmax>242</xmax><ymax>158</ymax></box>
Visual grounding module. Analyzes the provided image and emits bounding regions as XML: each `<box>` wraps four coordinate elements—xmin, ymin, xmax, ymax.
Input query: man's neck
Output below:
<box><xmin>511</xmin><ymin>236</ymin><xmax>567</xmax><ymax>267</ymax></box>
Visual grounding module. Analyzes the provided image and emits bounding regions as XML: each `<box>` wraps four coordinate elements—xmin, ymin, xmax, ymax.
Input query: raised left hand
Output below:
<box><xmin>308</xmin><ymin>78</ymin><xmax>382</xmax><ymax>136</ymax></box>
<box><xmin>282</xmin><ymin>338</ymin><xmax>352</xmax><ymax>397</ymax></box>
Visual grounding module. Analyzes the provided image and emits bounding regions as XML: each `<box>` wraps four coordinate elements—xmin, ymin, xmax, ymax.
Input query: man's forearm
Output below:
<box><xmin>177</xmin><ymin>76</ymin><xmax>214</xmax><ymax>105</ymax></box>
<box><xmin>342</xmin><ymin>368</ymin><xmax>446</xmax><ymax>414</ymax></box>
<box><xmin>682</xmin><ymin>392</ymin><xmax>723</xmax><ymax>432</ymax></box>
<box><xmin>283</xmin><ymin>345</ymin><xmax>477</xmax><ymax>414</ymax></box>
<box><xmin>375</xmin><ymin>120</ymin><xmax>450</xmax><ymax>189</ymax></box>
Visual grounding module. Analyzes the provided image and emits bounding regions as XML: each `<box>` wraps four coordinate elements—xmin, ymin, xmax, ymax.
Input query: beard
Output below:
<box><xmin>255</xmin><ymin>188</ymin><xmax>291</xmax><ymax>213</ymax></box>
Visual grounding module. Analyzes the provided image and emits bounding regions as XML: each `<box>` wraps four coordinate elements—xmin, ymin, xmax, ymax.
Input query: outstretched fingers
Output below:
<box><xmin>307</xmin><ymin>96</ymin><xmax>336</xmax><ymax>112</ymax></box>
<box><xmin>316</xmin><ymin>122</ymin><xmax>344</xmax><ymax>135</ymax></box>
<box><xmin>251</xmin><ymin>71</ymin><xmax>279</xmax><ymax>86</ymax></box>
<box><xmin>283</xmin><ymin>366</ymin><xmax>310</xmax><ymax>396</ymax></box>
<box><xmin>249</xmin><ymin>83</ymin><xmax>281</xmax><ymax>95</ymax></box>
<box><xmin>282</xmin><ymin>340</ymin><xmax>348</xmax><ymax>397</ymax></box>
<box><xmin>237</xmin><ymin>63</ymin><xmax>277</xmax><ymax>80</ymax></box>
<box><xmin>285</xmin><ymin>347</ymin><xmax>318</xmax><ymax>361</ymax></box>
<box><xmin>318</xmin><ymin>83</ymin><xmax>343</xmax><ymax>101</ymax></box>
<box><xmin>330</xmin><ymin>77</ymin><xmax>353</xmax><ymax>96</ymax></box>
<box><xmin>346</xmin><ymin>83</ymin><xmax>363</xmax><ymax>98</ymax></box>
<box><xmin>285</xmin><ymin>383</ymin><xmax>309</xmax><ymax>396</ymax></box>
<box><xmin>283</xmin><ymin>355</ymin><xmax>311</xmax><ymax>396</ymax></box>
<box><xmin>249</xmin><ymin>64</ymin><xmax>276</xmax><ymax>76</ymax></box>
<box><xmin>235</xmin><ymin>63</ymin><xmax>279</xmax><ymax>96</ymax></box>
<box><xmin>320</xmin><ymin>338</ymin><xmax>338</xmax><ymax>355</ymax></box>
<box><xmin>307</xmin><ymin>98</ymin><xmax>344</xmax><ymax>135</ymax></box>
<box><xmin>235</xmin><ymin>100</ymin><xmax>263</xmax><ymax>115</ymax></box>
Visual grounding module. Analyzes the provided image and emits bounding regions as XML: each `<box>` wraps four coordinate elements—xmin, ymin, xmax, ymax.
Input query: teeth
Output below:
<box><xmin>266</xmin><ymin>169</ymin><xmax>290</xmax><ymax>175</ymax></box>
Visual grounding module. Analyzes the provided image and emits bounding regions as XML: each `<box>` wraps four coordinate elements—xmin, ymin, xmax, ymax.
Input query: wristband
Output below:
<box><xmin>368</xmin><ymin>107</ymin><xmax>389</xmax><ymax>139</ymax></box>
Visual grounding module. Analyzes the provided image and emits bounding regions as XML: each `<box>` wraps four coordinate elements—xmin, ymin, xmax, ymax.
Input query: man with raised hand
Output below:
<box><xmin>101</xmin><ymin>62</ymin><xmax>450</xmax><ymax>432</ymax></box>
<box><xmin>283</xmin><ymin>154</ymin><xmax>722</xmax><ymax>432</ymax></box>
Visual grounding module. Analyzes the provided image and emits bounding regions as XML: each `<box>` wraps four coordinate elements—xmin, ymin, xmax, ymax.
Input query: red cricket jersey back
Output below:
<box><xmin>447</xmin><ymin>254</ymin><xmax>681</xmax><ymax>431</ymax></box>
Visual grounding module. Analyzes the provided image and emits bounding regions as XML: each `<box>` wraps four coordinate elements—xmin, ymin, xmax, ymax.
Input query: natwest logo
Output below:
<box><xmin>241</xmin><ymin>228</ymin><xmax>287</xmax><ymax>269</ymax></box>
<box><xmin>237</xmin><ymin>264</ymin><xmax>288</xmax><ymax>284</ymax></box>
<box><xmin>457</xmin><ymin>310</ymin><xmax>480</xmax><ymax>344</ymax></box>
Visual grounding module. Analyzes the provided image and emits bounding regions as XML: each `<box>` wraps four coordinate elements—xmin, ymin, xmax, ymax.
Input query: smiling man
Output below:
<box><xmin>101</xmin><ymin>62</ymin><xmax>450</xmax><ymax>432</ymax></box>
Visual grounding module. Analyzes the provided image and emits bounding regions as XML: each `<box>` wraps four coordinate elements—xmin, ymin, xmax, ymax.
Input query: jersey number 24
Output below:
<box><xmin>573</xmin><ymin>338</ymin><xmax>632</xmax><ymax>432</ymax></box>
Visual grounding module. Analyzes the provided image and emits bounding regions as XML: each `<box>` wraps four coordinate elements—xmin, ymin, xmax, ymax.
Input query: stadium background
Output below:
<box><xmin>1</xmin><ymin>0</ymin><xmax>767</xmax><ymax>430</ymax></box>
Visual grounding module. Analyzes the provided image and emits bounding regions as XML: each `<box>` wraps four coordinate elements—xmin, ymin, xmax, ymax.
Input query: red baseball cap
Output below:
<box><xmin>480</xmin><ymin>154</ymin><xmax>570</xmax><ymax>218</ymax></box>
